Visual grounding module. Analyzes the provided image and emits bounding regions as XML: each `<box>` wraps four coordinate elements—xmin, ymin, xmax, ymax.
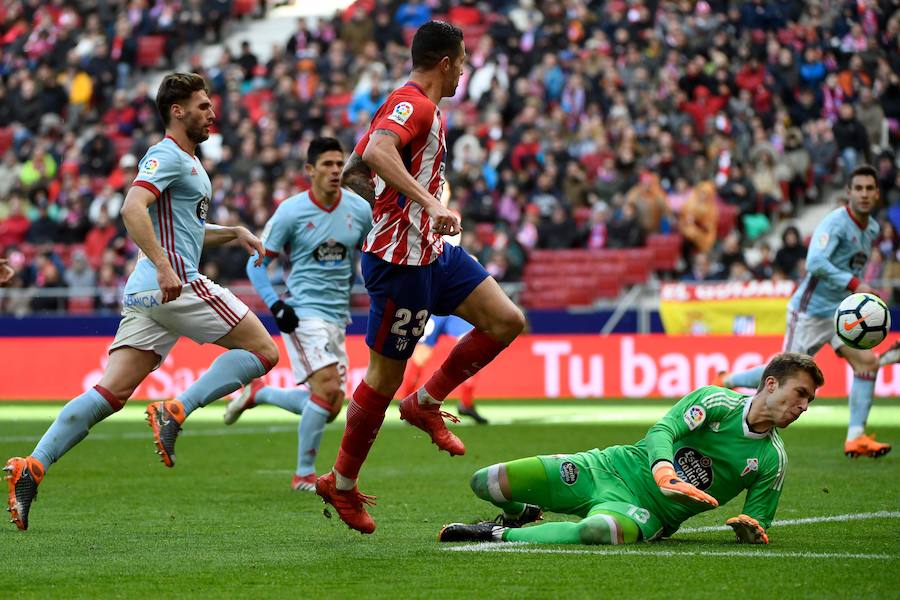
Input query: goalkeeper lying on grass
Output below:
<box><xmin>439</xmin><ymin>352</ymin><xmax>823</xmax><ymax>546</ymax></box>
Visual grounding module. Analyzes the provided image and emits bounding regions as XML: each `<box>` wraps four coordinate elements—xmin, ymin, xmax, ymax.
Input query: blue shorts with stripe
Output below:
<box><xmin>420</xmin><ymin>315</ymin><xmax>473</xmax><ymax>347</ymax></box>
<box><xmin>362</xmin><ymin>244</ymin><xmax>489</xmax><ymax>359</ymax></box>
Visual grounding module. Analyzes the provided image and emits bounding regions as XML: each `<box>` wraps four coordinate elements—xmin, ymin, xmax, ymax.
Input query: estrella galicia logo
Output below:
<box><xmin>313</xmin><ymin>240</ymin><xmax>348</xmax><ymax>265</ymax></box>
<box><xmin>196</xmin><ymin>196</ymin><xmax>209</xmax><ymax>221</ymax></box>
<box><xmin>559</xmin><ymin>461</ymin><xmax>579</xmax><ymax>485</ymax></box>
<box><xmin>849</xmin><ymin>252</ymin><xmax>867</xmax><ymax>271</ymax></box>
<box><xmin>673</xmin><ymin>447</ymin><xmax>713</xmax><ymax>490</ymax></box>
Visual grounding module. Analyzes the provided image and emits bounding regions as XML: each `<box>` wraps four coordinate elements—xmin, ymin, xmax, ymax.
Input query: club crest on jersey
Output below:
<box><xmin>387</xmin><ymin>101</ymin><xmax>414</xmax><ymax>125</ymax></box>
<box><xmin>395</xmin><ymin>337</ymin><xmax>410</xmax><ymax>353</ymax></box>
<box><xmin>683</xmin><ymin>405</ymin><xmax>706</xmax><ymax>430</ymax></box>
<box><xmin>196</xmin><ymin>196</ymin><xmax>209</xmax><ymax>221</ymax></box>
<box><xmin>741</xmin><ymin>458</ymin><xmax>759</xmax><ymax>477</ymax></box>
<box><xmin>559</xmin><ymin>461</ymin><xmax>579</xmax><ymax>485</ymax></box>
<box><xmin>141</xmin><ymin>158</ymin><xmax>159</xmax><ymax>175</ymax></box>
<box><xmin>817</xmin><ymin>232</ymin><xmax>829</xmax><ymax>248</ymax></box>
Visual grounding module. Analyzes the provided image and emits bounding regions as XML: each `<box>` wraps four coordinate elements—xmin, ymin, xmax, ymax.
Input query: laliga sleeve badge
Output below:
<box><xmin>683</xmin><ymin>405</ymin><xmax>706</xmax><ymax>430</ymax></box>
<box><xmin>387</xmin><ymin>101</ymin><xmax>414</xmax><ymax>125</ymax></box>
<box><xmin>141</xmin><ymin>158</ymin><xmax>160</xmax><ymax>176</ymax></box>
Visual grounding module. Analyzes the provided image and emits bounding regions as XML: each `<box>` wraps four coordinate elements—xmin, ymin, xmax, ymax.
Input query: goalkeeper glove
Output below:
<box><xmin>652</xmin><ymin>461</ymin><xmax>719</xmax><ymax>507</ymax></box>
<box><xmin>726</xmin><ymin>514</ymin><xmax>769</xmax><ymax>544</ymax></box>
<box><xmin>270</xmin><ymin>300</ymin><xmax>299</xmax><ymax>333</ymax></box>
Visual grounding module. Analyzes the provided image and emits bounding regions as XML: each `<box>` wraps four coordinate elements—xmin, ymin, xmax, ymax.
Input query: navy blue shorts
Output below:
<box><xmin>362</xmin><ymin>244</ymin><xmax>489</xmax><ymax>359</ymax></box>
<box><xmin>421</xmin><ymin>315</ymin><xmax>474</xmax><ymax>347</ymax></box>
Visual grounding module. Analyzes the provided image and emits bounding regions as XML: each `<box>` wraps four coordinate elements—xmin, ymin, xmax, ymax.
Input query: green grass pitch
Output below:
<box><xmin>0</xmin><ymin>399</ymin><xmax>898</xmax><ymax>599</ymax></box>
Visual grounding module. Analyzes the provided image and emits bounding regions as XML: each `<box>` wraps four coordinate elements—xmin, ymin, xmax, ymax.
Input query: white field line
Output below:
<box><xmin>443</xmin><ymin>511</ymin><xmax>900</xmax><ymax>560</ymax></box>
<box><xmin>679</xmin><ymin>511</ymin><xmax>900</xmax><ymax>533</ymax></box>
<box><xmin>443</xmin><ymin>543</ymin><xmax>894</xmax><ymax>561</ymax></box>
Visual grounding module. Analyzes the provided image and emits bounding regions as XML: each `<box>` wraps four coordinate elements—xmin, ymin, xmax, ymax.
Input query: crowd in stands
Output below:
<box><xmin>1</xmin><ymin>0</ymin><xmax>900</xmax><ymax>313</ymax></box>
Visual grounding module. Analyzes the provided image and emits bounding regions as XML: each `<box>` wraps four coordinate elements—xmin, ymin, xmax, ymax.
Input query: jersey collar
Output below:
<box><xmin>165</xmin><ymin>135</ymin><xmax>196</xmax><ymax>158</ymax></box>
<box><xmin>309</xmin><ymin>186</ymin><xmax>342</xmax><ymax>213</ymax></box>
<box><xmin>742</xmin><ymin>397</ymin><xmax>770</xmax><ymax>439</ymax></box>
<box><xmin>403</xmin><ymin>81</ymin><xmax>428</xmax><ymax>97</ymax></box>
<box><xmin>845</xmin><ymin>205</ymin><xmax>867</xmax><ymax>231</ymax></box>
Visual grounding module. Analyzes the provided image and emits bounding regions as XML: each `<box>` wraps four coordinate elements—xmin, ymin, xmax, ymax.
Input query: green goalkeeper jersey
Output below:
<box><xmin>597</xmin><ymin>386</ymin><xmax>786</xmax><ymax>535</ymax></box>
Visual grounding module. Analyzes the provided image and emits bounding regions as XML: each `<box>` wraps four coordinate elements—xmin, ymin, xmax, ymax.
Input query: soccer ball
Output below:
<box><xmin>834</xmin><ymin>292</ymin><xmax>890</xmax><ymax>350</ymax></box>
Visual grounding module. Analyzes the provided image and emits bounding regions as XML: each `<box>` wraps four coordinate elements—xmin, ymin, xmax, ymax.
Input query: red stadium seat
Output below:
<box><xmin>67</xmin><ymin>297</ymin><xmax>95</xmax><ymax>314</ymax></box>
<box><xmin>136</xmin><ymin>36</ymin><xmax>167</xmax><ymax>69</ymax></box>
<box><xmin>717</xmin><ymin>202</ymin><xmax>739</xmax><ymax>239</ymax></box>
<box><xmin>0</xmin><ymin>127</ymin><xmax>12</xmax><ymax>155</ymax></box>
<box><xmin>232</xmin><ymin>0</ymin><xmax>256</xmax><ymax>17</ymax></box>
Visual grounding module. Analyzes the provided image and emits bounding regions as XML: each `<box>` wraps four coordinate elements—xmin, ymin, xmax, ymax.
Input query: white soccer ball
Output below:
<box><xmin>834</xmin><ymin>292</ymin><xmax>890</xmax><ymax>350</ymax></box>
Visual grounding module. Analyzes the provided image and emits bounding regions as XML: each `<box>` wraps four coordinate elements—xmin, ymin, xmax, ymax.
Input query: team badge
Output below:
<box><xmin>387</xmin><ymin>101</ymin><xmax>414</xmax><ymax>125</ymax></box>
<box><xmin>741</xmin><ymin>458</ymin><xmax>759</xmax><ymax>477</ymax></box>
<box><xmin>141</xmin><ymin>158</ymin><xmax>159</xmax><ymax>175</ymax></box>
<box><xmin>559</xmin><ymin>461</ymin><xmax>578</xmax><ymax>485</ymax></box>
<box><xmin>683</xmin><ymin>405</ymin><xmax>706</xmax><ymax>430</ymax></box>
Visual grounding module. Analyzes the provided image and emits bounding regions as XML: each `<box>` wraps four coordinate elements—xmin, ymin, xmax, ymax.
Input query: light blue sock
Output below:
<box><xmin>847</xmin><ymin>373</ymin><xmax>876</xmax><ymax>440</ymax></box>
<box><xmin>32</xmin><ymin>388</ymin><xmax>117</xmax><ymax>470</ymax></box>
<box><xmin>255</xmin><ymin>387</ymin><xmax>310</xmax><ymax>415</ymax></box>
<box><xmin>178</xmin><ymin>349</ymin><xmax>266</xmax><ymax>416</ymax></box>
<box><xmin>727</xmin><ymin>366</ymin><xmax>766</xmax><ymax>389</ymax></box>
<box><xmin>296</xmin><ymin>401</ymin><xmax>330</xmax><ymax>476</ymax></box>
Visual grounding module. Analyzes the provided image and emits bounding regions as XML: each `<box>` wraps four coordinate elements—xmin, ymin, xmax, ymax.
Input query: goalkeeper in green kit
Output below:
<box><xmin>439</xmin><ymin>353</ymin><xmax>823</xmax><ymax>546</ymax></box>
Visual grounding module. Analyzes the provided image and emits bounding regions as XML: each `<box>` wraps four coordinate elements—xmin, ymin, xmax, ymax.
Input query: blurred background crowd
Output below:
<box><xmin>1</xmin><ymin>0</ymin><xmax>899</xmax><ymax>314</ymax></box>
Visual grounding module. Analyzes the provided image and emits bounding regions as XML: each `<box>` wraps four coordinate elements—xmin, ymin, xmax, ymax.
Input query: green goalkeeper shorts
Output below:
<box><xmin>536</xmin><ymin>452</ymin><xmax>664</xmax><ymax>541</ymax></box>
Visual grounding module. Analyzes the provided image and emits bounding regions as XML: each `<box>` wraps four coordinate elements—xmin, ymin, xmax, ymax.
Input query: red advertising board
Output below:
<box><xmin>1</xmin><ymin>335</ymin><xmax>898</xmax><ymax>400</ymax></box>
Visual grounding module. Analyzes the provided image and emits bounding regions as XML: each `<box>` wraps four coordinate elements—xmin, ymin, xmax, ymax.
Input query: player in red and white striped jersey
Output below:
<box><xmin>316</xmin><ymin>21</ymin><xmax>525</xmax><ymax>534</ymax></box>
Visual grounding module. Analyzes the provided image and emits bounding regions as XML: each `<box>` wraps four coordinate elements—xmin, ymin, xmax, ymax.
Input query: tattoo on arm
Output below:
<box><xmin>342</xmin><ymin>152</ymin><xmax>375</xmax><ymax>204</ymax></box>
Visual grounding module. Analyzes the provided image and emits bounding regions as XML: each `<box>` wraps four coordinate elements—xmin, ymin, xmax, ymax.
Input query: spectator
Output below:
<box><xmin>538</xmin><ymin>206</ymin><xmax>577</xmax><ymax>249</ymax></box>
<box><xmin>606</xmin><ymin>202</ymin><xmax>645</xmax><ymax>249</ymax></box>
<box><xmin>855</xmin><ymin>87</ymin><xmax>886</xmax><ymax>154</ymax></box>
<box><xmin>63</xmin><ymin>249</ymin><xmax>97</xmax><ymax>302</ymax></box>
<box><xmin>774</xmin><ymin>225</ymin><xmax>806</xmax><ymax>279</ymax></box>
<box><xmin>832</xmin><ymin>103</ymin><xmax>870</xmax><ymax>172</ymax></box>
<box><xmin>679</xmin><ymin>180</ymin><xmax>719</xmax><ymax>256</ymax></box>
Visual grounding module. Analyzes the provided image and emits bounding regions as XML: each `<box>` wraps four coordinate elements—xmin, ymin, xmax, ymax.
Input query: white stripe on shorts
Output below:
<box><xmin>487</xmin><ymin>464</ymin><xmax>507</xmax><ymax>503</ymax></box>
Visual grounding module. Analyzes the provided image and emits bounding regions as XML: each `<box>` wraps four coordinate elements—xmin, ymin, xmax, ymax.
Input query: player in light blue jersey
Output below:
<box><xmin>223</xmin><ymin>138</ymin><xmax>372</xmax><ymax>492</ymax></box>
<box><xmin>719</xmin><ymin>165</ymin><xmax>891</xmax><ymax>458</ymax></box>
<box><xmin>3</xmin><ymin>73</ymin><xmax>280</xmax><ymax>531</ymax></box>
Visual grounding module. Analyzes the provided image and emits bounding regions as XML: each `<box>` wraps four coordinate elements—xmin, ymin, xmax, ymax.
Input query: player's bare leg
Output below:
<box><xmin>838</xmin><ymin>346</ymin><xmax>891</xmax><ymax>457</ymax></box>
<box><xmin>401</xmin><ymin>278</ymin><xmax>522</xmax><ymax>447</ymax></box>
<box><xmin>6</xmin><ymin>347</ymin><xmax>157</xmax><ymax>530</ymax></box>
<box><xmin>147</xmin><ymin>311</ymin><xmax>278</xmax><ymax>467</ymax></box>
<box><xmin>398</xmin><ymin>344</ymin><xmax>432</xmax><ymax>398</ymax></box>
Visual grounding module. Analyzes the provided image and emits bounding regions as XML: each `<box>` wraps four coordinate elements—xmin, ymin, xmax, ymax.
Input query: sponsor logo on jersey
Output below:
<box><xmin>817</xmin><ymin>232</ymin><xmax>829</xmax><ymax>248</ymax></box>
<box><xmin>741</xmin><ymin>458</ymin><xmax>759</xmax><ymax>477</ymax></box>
<box><xmin>708</xmin><ymin>421</ymin><xmax>720</xmax><ymax>432</ymax></box>
<box><xmin>683</xmin><ymin>405</ymin><xmax>706</xmax><ymax>430</ymax></box>
<box><xmin>387</xmin><ymin>101</ymin><xmax>414</xmax><ymax>125</ymax></box>
<box><xmin>313</xmin><ymin>240</ymin><xmax>348</xmax><ymax>265</ymax></box>
<box><xmin>123</xmin><ymin>292</ymin><xmax>160</xmax><ymax>308</ymax></box>
<box><xmin>559</xmin><ymin>460</ymin><xmax>579</xmax><ymax>485</ymax></box>
<box><xmin>141</xmin><ymin>158</ymin><xmax>159</xmax><ymax>175</ymax></box>
<box><xmin>849</xmin><ymin>251</ymin><xmax>867</xmax><ymax>271</ymax></box>
<box><xmin>196</xmin><ymin>196</ymin><xmax>209</xmax><ymax>221</ymax></box>
<box><xmin>673</xmin><ymin>447</ymin><xmax>713</xmax><ymax>490</ymax></box>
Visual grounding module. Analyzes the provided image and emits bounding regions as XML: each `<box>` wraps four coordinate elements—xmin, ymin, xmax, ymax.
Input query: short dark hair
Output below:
<box><xmin>847</xmin><ymin>164</ymin><xmax>879</xmax><ymax>188</ymax></box>
<box><xmin>307</xmin><ymin>137</ymin><xmax>343</xmax><ymax>166</ymax></box>
<box><xmin>757</xmin><ymin>352</ymin><xmax>824</xmax><ymax>392</ymax></box>
<box><xmin>411</xmin><ymin>21</ymin><xmax>464</xmax><ymax>70</ymax></box>
<box><xmin>156</xmin><ymin>73</ymin><xmax>209</xmax><ymax>126</ymax></box>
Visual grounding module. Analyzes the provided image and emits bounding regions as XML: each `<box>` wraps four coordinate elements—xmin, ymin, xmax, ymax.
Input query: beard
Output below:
<box><xmin>185</xmin><ymin>120</ymin><xmax>209</xmax><ymax>144</ymax></box>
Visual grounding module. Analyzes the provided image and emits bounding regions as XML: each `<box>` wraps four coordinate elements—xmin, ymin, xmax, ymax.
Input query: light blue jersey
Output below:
<box><xmin>125</xmin><ymin>136</ymin><xmax>212</xmax><ymax>294</ymax></box>
<box><xmin>788</xmin><ymin>205</ymin><xmax>879</xmax><ymax>317</ymax></box>
<box><xmin>259</xmin><ymin>188</ymin><xmax>372</xmax><ymax>325</ymax></box>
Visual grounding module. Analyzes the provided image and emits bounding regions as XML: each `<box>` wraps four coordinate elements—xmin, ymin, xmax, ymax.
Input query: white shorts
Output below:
<box><xmin>110</xmin><ymin>275</ymin><xmax>249</xmax><ymax>365</ymax></box>
<box><xmin>283</xmin><ymin>317</ymin><xmax>348</xmax><ymax>386</ymax></box>
<box><xmin>783</xmin><ymin>309</ymin><xmax>842</xmax><ymax>356</ymax></box>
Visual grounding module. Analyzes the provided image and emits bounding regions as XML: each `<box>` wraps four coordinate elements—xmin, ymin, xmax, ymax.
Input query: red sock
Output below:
<box><xmin>398</xmin><ymin>361</ymin><xmax>422</xmax><ymax>398</ymax></box>
<box><xmin>333</xmin><ymin>380</ymin><xmax>392</xmax><ymax>481</ymax></box>
<box><xmin>424</xmin><ymin>330</ymin><xmax>506</xmax><ymax>402</ymax></box>
<box><xmin>459</xmin><ymin>379</ymin><xmax>475</xmax><ymax>409</ymax></box>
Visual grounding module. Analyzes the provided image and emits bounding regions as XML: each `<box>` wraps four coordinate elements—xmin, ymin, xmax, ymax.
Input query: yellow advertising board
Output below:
<box><xmin>659</xmin><ymin>281</ymin><xmax>796</xmax><ymax>335</ymax></box>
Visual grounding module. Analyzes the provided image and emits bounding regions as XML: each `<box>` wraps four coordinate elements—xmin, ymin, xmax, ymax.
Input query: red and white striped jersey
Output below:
<box><xmin>354</xmin><ymin>82</ymin><xmax>447</xmax><ymax>266</ymax></box>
